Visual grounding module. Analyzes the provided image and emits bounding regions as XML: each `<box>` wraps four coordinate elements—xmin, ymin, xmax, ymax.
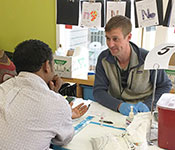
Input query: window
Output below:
<box><xmin>57</xmin><ymin>25</ymin><xmax>107</xmax><ymax>71</ymax></box>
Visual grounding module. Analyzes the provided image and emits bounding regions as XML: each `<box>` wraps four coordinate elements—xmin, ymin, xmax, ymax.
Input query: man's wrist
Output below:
<box><xmin>117</xmin><ymin>103</ymin><xmax>122</xmax><ymax>112</ymax></box>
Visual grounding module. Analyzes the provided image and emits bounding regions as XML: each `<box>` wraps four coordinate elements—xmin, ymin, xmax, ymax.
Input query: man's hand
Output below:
<box><xmin>118</xmin><ymin>102</ymin><xmax>138</xmax><ymax>116</ymax></box>
<box><xmin>118</xmin><ymin>102</ymin><xmax>150</xmax><ymax>116</ymax></box>
<box><xmin>135</xmin><ymin>102</ymin><xmax>149</xmax><ymax>112</ymax></box>
<box><xmin>48</xmin><ymin>75</ymin><xmax>63</xmax><ymax>92</ymax></box>
<box><xmin>70</xmin><ymin>102</ymin><xmax>88</xmax><ymax>119</ymax></box>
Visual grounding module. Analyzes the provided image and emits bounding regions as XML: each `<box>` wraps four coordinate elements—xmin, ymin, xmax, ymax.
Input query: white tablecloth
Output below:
<box><xmin>63</xmin><ymin>102</ymin><xmax>163</xmax><ymax>150</ymax></box>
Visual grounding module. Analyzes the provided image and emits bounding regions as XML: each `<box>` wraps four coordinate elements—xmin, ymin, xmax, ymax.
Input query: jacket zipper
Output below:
<box><xmin>129</xmin><ymin>71</ymin><xmax>134</xmax><ymax>89</ymax></box>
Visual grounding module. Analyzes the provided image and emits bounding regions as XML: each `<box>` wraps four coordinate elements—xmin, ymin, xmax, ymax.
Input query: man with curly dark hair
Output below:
<box><xmin>0</xmin><ymin>39</ymin><xmax>87</xmax><ymax>150</ymax></box>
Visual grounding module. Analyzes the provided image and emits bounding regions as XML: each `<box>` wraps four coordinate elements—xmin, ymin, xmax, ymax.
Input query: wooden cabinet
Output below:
<box><xmin>61</xmin><ymin>75</ymin><xmax>95</xmax><ymax>98</ymax></box>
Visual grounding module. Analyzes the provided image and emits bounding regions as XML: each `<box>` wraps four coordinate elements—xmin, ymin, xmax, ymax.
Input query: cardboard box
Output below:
<box><xmin>165</xmin><ymin>69</ymin><xmax>175</xmax><ymax>93</ymax></box>
<box><xmin>54</xmin><ymin>48</ymin><xmax>89</xmax><ymax>79</ymax></box>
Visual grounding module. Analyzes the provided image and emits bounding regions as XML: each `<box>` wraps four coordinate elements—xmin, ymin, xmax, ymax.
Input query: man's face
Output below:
<box><xmin>105</xmin><ymin>28</ymin><xmax>131</xmax><ymax>57</ymax></box>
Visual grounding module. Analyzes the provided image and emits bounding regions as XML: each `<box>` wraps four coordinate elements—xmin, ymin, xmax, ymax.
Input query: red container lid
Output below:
<box><xmin>157</xmin><ymin>93</ymin><xmax>175</xmax><ymax>110</ymax></box>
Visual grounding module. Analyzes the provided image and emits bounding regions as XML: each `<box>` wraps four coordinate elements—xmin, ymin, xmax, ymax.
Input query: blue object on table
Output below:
<box><xmin>50</xmin><ymin>144</ymin><xmax>70</xmax><ymax>150</ymax></box>
<box><xmin>90</xmin><ymin>121</ymin><xmax>126</xmax><ymax>131</ymax></box>
<box><xmin>50</xmin><ymin>116</ymin><xmax>94</xmax><ymax>150</ymax></box>
<box><xmin>88</xmin><ymin>72</ymin><xmax>95</xmax><ymax>75</ymax></box>
<box><xmin>74</xmin><ymin>116</ymin><xmax>94</xmax><ymax>134</ymax></box>
<box><xmin>80</xmin><ymin>85</ymin><xmax>95</xmax><ymax>101</ymax></box>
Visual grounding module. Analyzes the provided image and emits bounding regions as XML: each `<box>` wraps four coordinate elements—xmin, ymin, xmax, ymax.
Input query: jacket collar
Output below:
<box><xmin>105</xmin><ymin>41</ymin><xmax>145</xmax><ymax>69</ymax></box>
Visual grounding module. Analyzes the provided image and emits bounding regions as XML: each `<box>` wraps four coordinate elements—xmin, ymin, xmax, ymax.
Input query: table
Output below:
<box><xmin>61</xmin><ymin>75</ymin><xmax>95</xmax><ymax>98</ymax></box>
<box><xmin>59</xmin><ymin>102</ymin><xmax>163</xmax><ymax>150</ymax></box>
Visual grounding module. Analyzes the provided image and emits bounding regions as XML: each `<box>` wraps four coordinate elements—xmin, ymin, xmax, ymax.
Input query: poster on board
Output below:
<box><xmin>80</xmin><ymin>2</ymin><xmax>102</xmax><ymax>28</ymax></box>
<box><xmin>106</xmin><ymin>1</ymin><xmax>126</xmax><ymax>23</ymax></box>
<box><xmin>135</xmin><ymin>0</ymin><xmax>159</xmax><ymax>28</ymax></box>
<box><xmin>134</xmin><ymin>0</ymin><xmax>163</xmax><ymax>28</ymax></box>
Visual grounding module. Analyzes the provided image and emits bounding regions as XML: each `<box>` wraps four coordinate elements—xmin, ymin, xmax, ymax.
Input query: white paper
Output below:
<box><xmin>90</xmin><ymin>134</ymin><xmax>128</xmax><ymax>150</ymax></box>
<box><xmin>81</xmin><ymin>2</ymin><xmax>101</xmax><ymax>28</ymax></box>
<box><xmin>144</xmin><ymin>43</ymin><xmax>175</xmax><ymax>70</ymax></box>
<box><xmin>169</xmin><ymin>0</ymin><xmax>175</xmax><ymax>27</ymax></box>
<box><xmin>106</xmin><ymin>2</ymin><xmax>126</xmax><ymax>23</ymax></box>
<box><xmin>72</xmin><ymin>98</ymin><xmax>92</xmax><ymax>108</ymax></box>
<box><xmin>73</xmin><ymin>46</ymin><xmax>88</xmax><ymax>57</ymax></box>
<box><xmin>126</xmin><ymin>112</ymin><xmax>151</xmax><ymax>144</ymax></box>
<box><xmin>136</xmin><ymin>0</ymin><xmax>159</xmax><ymax>28</ymax></box>
<box><xmin>89</xmin><ymin>113</ymin><xmax>151</xmax><ymax>150</ymax></box>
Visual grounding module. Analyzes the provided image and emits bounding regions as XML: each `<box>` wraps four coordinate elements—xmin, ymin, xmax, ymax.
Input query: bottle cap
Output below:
<box><xmin>129</xmin><ymin>106</ymin><xmax>134</xmax><ymax>119</ymax></box>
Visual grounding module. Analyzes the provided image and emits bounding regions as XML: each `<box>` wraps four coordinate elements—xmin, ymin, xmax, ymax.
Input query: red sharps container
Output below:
<box><xmin>157</xmin><ymin>93</ymin><xmax>175</xmax><ymax>150</ymax></box>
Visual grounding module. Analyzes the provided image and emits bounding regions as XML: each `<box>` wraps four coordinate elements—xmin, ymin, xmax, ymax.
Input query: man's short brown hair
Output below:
<box><xmin>105</xmin><ymin>15</ymin><xmax>132</xmax><ymax>37</ymax></box>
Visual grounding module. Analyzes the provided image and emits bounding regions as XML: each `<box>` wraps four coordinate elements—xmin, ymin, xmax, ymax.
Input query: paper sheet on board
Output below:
<box><xmin>144</xmin><ymin>43</ymin><xmax>175</xmax><ymax>70</ymax></box>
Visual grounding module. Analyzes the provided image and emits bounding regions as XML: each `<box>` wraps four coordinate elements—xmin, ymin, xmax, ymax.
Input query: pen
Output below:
<box><xmin>99</xmin><ymin>120</ymin><xmax>113</xmax><ymax>124</ymax></box>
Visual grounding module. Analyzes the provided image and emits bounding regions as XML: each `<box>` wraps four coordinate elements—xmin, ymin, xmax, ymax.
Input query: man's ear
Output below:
<box><xmin>43</xmin><ymin>60</ymin><xmax>50</xmax><ymax>73</ymax></box>
<box><xmin>127</xmin><ymin>33</ymin><xmax>132</xmax><ymax>41</ymax></box>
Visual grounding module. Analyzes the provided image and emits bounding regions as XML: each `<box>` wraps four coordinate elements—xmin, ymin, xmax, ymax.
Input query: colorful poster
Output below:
<box><xmin>106</xmin><ymin>1</ymin><xmax>126</xmax><ymax>23</ymax></box>
<box><xmin>80</xmin><ymin>2</ymin><xmax>102</xmax><ymax>28</ymax></box>
<box><xmin>135</xmin><ymin>0</ymin><xmax>159</xmax><ymax>28</ymax></box>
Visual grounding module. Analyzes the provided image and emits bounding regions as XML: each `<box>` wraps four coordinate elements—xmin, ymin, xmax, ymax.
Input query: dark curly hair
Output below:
<box><xmin>13</xmin><ymin>39</ymin><xmax>53</xmax><ymax>74</ymax></box>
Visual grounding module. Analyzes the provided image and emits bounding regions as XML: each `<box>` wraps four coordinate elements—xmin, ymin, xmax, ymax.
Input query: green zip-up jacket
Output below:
<box><xmin>93</xmin><ymin>42</ymin><xmax>172</xmax><ymax>111</ymax></box>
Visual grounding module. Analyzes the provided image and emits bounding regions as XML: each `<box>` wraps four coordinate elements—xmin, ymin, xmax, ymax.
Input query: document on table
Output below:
<box><xmin>72</xmin><ymin>98</ymin><xmax>92</xmax><ymax>108</ymax></box>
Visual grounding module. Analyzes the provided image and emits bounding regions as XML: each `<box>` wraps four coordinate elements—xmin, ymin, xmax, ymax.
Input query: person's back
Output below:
<box><xmin>0</xmin><ymin>40</ymin><xmax>74</xmax><ymax>150</ymax></box>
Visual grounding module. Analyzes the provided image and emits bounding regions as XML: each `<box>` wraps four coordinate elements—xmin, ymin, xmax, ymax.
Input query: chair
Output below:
<box><xmin>0</xmin><ymin>50</ymin><xmax>16</xmax><ymax>83</ymax></box>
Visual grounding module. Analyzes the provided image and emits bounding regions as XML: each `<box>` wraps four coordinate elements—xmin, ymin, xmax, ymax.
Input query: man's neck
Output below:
<box><xmin>117</xmin><ymin>49</ymin><xmax>131</xmax><ymax>69</ymax></box>
<box><xmin>118</xmin><ymin>59</ymin><xmax>130</xmax><ymax>69</ymax></box>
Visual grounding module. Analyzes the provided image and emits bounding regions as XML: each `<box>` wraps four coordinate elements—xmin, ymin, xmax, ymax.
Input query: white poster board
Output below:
<box><xmin>106</xmin><ymin>1</ymin><xmax>126</xmax><ymax>23</ymax></box>
<box><xmin>80</xmin><ymin>2</ymin><xmax>102</xmax><ymax>28</ymax></box>
<box><xmin>136</xmin><ymin>0</ymin><xmax>159</xmax><ymax>28</ymax></box>
<box><xmin>144</xmin><ymin>43</ymin><xmax>175</xmax><ymax>70</ymax></box>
